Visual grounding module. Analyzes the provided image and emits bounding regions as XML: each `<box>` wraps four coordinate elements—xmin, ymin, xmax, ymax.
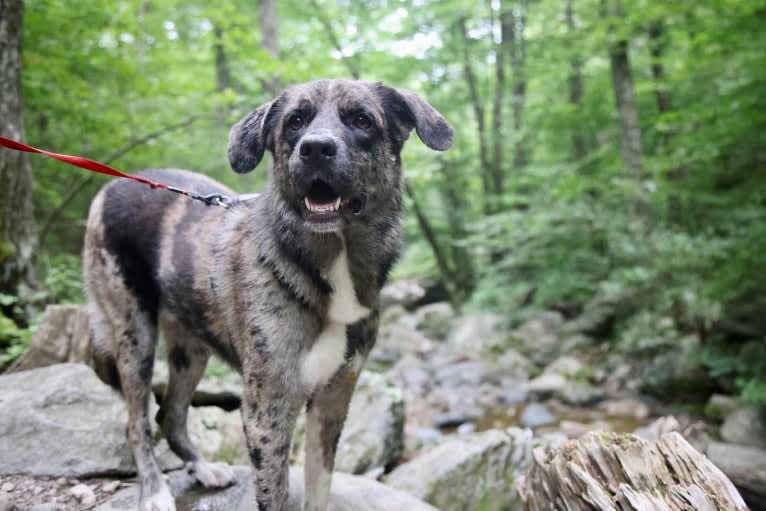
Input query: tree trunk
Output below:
<box><xmin>258</xmin><ymin>0</ymin><xmax>282</xmax><ymax>96</ymax></box>
<box><xmin>604</xmin><ymin>0</ymin><xmax>642</xmax><ymax>176</ymax></box>
<box><xmin>648</xmin><ymin>20</ymin><xmax>672</xmax><ymax>115</ymax></box>
<box><xmin>458</xmin><ymin>16</ymin><xmax>492</xmax><ymax>215</ymax></box>
<box><xmin>565</xmin><ymin>0</ymin><xmax>587</xmax><ymax>161</ymax></box>
<box><xmin>490</xmin><ymin>2</ymin><xmax>510</xmax><ymax>200</ymax></box>
<box><xmin>0</xmin><ymin>0</ymin><xmax>36</xmax><ymax>318</ymax></box>
<box><xmin>518</xmin><ymin>431</ymin><xmax>749</xmax><ymax>511</ymax></box>
<box><xmin>441</xmin><ymin>161</ymin><xmax>475</xmax><ymax>303</ymax></box>
<box><xmin>509</xmin><ymin>2</ymin><xmax>528</xmax><ymax>170</ymax></box>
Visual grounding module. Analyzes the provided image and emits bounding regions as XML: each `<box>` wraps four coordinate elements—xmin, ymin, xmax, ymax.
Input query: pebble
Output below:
<box><xmin>101</xmin><ymin>480</ymin><xmax>122</xmax><ymax>493</ymax></box>
<box><xmin>70</xmin><ymin>484</ymin><xmax>96</xmax><ymax>506</ymax></box>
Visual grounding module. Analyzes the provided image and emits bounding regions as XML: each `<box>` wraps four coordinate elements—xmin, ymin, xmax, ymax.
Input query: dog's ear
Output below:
<box><xmin>227</xmin><ymin>99</ymin><xmax>279</xmax><ymax>174</ymax></box>
<box><xmin>377</xmin><ymin>85</ymin><xmax>453</xmax><ymax>151</ymax></box>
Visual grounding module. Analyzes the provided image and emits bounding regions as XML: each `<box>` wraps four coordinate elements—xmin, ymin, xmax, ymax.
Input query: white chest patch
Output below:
<box><xmin>301</xmin><ymin>248</ymin><xmax>370</xmax><ymax>391</ymax></box>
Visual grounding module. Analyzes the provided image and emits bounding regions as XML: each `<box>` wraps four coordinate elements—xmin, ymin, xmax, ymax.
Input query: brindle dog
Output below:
<box><xmin>82</xmin><ymin>79</ymin><xmax>452</xmax><ymax>511</ymax></box>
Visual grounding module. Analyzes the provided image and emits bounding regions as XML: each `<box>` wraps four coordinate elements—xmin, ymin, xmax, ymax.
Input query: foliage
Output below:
<box><xmin>3</xmin><ymin>0</ymin><xmax>765</xmax><ymax>403</ymax></box>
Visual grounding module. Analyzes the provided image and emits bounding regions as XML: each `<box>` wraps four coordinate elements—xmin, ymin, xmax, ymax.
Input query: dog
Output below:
<box><xmin>82</xmin><ymin>79</ymin><xmax>452</xmax><ymax>511</ymax></box>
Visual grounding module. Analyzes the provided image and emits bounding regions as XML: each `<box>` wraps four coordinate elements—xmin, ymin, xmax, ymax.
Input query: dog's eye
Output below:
<box><xmin>352</xmin><ymin>113</ymin><xmax>373</xmax><ymax>131</ymax></box>
<box><xmin>287</xmin><ymin>114</ymin><xmax>304</xmax><ymax>131</ymax></box>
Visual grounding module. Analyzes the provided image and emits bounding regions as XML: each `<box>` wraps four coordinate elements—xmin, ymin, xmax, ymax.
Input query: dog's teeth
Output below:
<box><xmin>333</xmin><ymin>198</ymin><xmax>341</xmax><ymax>211</ymax></box>
<box><xmin>305</xmin><ymin>197</ymin><xmax>312</xmax><ymax>211</ymax></box>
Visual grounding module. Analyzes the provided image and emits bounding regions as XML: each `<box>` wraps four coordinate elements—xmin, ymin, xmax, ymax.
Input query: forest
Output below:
<box><xmin>1</xmin><ymin>0</ymin><xmax>766</xmax><ymax>509</ymax></box>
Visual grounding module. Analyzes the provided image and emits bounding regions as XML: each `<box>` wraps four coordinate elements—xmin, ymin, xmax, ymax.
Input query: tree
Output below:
<box><xmin>0</xmin><ymin>0</ymin><xmax>36</xmax><ymax>319</ymax></box>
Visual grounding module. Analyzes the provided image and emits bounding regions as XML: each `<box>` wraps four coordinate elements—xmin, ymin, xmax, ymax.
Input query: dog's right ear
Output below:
<box><xmin>227</xmin><ymin>99</ymin><xmax>279</xmax><ymax>174</ymax></box>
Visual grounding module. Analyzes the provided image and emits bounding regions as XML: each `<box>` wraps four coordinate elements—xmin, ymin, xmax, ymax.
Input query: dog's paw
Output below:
<box><xmin>141</xmin><ymin>484</ymin><xmax>176</xmax><ymax>511</ymax></box>
<box><xmin>190</xmin><ymin>460</ymin><xmax>236</xmax><ymax>489</ymax></box>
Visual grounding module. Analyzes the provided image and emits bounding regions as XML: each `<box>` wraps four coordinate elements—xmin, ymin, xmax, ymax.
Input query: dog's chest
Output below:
<box><xmin>301</xmin><ymin>249</ymin><xmax>369</xmax><ymax>391</ymax></box>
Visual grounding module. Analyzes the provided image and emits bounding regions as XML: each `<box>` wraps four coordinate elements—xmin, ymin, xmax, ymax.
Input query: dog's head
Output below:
<box><xmin>227</xmin><ymin>79</ymin><xmax>452</xmax><ymax>233</ymax></box>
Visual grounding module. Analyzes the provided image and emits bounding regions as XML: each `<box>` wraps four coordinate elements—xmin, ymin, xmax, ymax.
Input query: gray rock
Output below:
<box><xmin>30</xmin><ymin>505</ymin><xmax>62</xmax><ymax>511</ymax></box>
<box><xmin>70</xmin><ymin>484</ymin><xmax>96</xmax><ymax>506</ymax></box>
<box><xmin>488</xmin><ymin>349</ymin><xmax>532</xmax><ymax>381</ymax></box>
<box><xmin>525</xmin><ymin>373</ymin><xmax>567</xmax><ymax>400</ymax></box>
<box><xmin>448</xmin><ymin>313</ymin><xmax>506</xmax><ymax>358</ymax></box>
<box><xmin>704</xmin><ymin>394</ymin><xmax>739</xmax><ymax>421</ymax></box>
<box><xmin>0</xmin><ymin>493</ymin><xmax>14</xmax><ymax>511</ymax></box>
<box><xmin>435</xmin><ymin>361</ymin><xmax>484</xmax><ymax>388</ymax></box>
<box><xmin>497</xmin><ymin>383</ymin><xmax>528</xmax><ymax>405</ymax></box>
<box><xmin>293</xmin><ymin>372</ymin><xmax>404</xmax><ymax>475</ymax></box>
<box><xmin>187</xmin><ymin>407</ymin><xmax>248</xmax><ymax>465</ymax></box>
<box><xmin>414</xmin><ymin>428</ymin><xmax>443</xmax><ymax>446</ymax></box>
<box><xmin>543</xmin><ymin>355</ymin><xmax>585</xmax><ymax>378</ymax></box>
<box><xmin>721</xmin><ymin>407</ymin><xmax>766</xmax><ymax>450</ymax></box>
<box><xmin>557</xmin><ymin>381</ymin><xmax>605</xmax><ymax>406</ymax></box>
<box><xmin>600</xmin><ymin>398</ymin><xmax>651</xmax><ymax>420</ymax></box>
<box><xmin>432</xmin><ymin>411</ymin><xmax>480</xmax><ymax>429</ymax></box>
<box><xmin>380</xmin><ymin>279</ymin><xmax>428</xmax><ymax>309</ymax></box>
<box><xmin>96</xmin><ymin>466</ymin><xmax>438</xmax><ymax>511</ymax></box>
<box><xmin>413</xmin><ymin>302</ymin><xmax>455</xmax><ymax>340</ymax></box>
<box><xmin>386</xmin><ymin>428</ymin><xmax>534</xmax><ymax>511</ymax></box>
<box><xmin>153</xmin><ymin>360</ymin><xmax>242</xmax><ymax>410</ymax></box>
<box><xmin>520</xmin><ymin>403</ymin><xmax>556</xmax><ymax>428</ymax></box>
<box><xmin>706</xmin><ymin>442</ymin><xmax>766</xmax><ymax>510</ymax></box>
<box><xmin>511</xmin><ymin>311</ymin><xmax>565</xmax><ymax>365</ymax></box>
<box><xmin>0</xmin><ymin>364</ymin><xmax>182</xmax><ymax>477</ymax></box>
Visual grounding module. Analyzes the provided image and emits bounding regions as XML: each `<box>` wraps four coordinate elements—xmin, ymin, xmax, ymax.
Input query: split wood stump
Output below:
<box><xmin>517</xmin><ymin>431</ymin><xmax>749</xmax><ymax>511</ymax></box>
<box><xmin>7</xmin><ymin>304</ymin><xmax>92</xmax><ymax>372</ymax></box>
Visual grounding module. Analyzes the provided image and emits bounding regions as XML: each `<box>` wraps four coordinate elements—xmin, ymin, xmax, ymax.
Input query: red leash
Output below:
<box><xmin>0</xmin><ymin>135</ymin><xmax>231</xmax><ymax>208</ymax></box>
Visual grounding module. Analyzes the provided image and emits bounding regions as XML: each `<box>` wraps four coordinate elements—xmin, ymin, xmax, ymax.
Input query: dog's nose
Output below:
<box><xmin>299</xmin><ymin>135</ymin><xmax>337</xmax><ymax>163</ymax></box>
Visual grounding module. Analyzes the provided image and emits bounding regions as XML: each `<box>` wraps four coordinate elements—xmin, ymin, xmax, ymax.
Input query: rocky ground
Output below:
<box><xmin>1</xmin><ymin>281</ymin><xmax>764</xmax><ymax>510</ymax></box>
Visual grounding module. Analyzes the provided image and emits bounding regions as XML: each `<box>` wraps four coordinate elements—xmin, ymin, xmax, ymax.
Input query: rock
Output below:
<box><xmin>335</xmin><ymin>372</ymin><xmax>404</xmax><ymax>474</ymax></box>
<box><xmin>525</xmin><ymin>373</ymin><xmax>567</xmax><ymax>400</ymax></box>
<box><xmin>721</xmin><ymin>407</ymin><xmax>766</xmax><ymax>450</ymax></box>
<box><xmin>640</xmin><ymin>334</ymin><xmax>716</xmax><ymax>401</ymax></box>
<box><xmin>293</xmin><ymin>372</ymin><xmax>404</xmax><ymax>475</ymax></box>
<box><xmin>707</xmin><ymin>442</ymin><xmax>766</xmax><ymax>510</ymax></box>
<box><xmin>704</xmin><ymin>394</ymin><xmax>739</xmax><ymax>421</ymax></box>
<box><xmin>414</xmin><ymin>428</ymin><xmax>443</xmax><ymax>446</ymax></box>
<box><xmin>7</xmin><ymin>305</ymin><xmax>92</xmax><ymax>373</ymax></box>
<box><xmin>381</xmin><ymin>279</ymin><xmax>427</xmax><ymax>309</ymax></box>
<box><xmin>488</xmin><ymin>350</ymin><xmax>531</xmax><ymax>382</ymax></box>
<box><xmin>30</xmin><ymin>505</ymin><xmax>62</xmax><ymax>511</ymax></box>
<box><xmin>386</xmin><ymin>428</ymin><xmax>534</xmax><ymax>511</ymax></box>
<box><xmin>101</xmin><ymin>481</ymin><xmax>122</xmax><ymax>493</ymax></box>
<box><xmin>520</xmin><ymin>403</ymin><xmax>556</xmax><ymax>428</ymax></box>
<box><xmin>432</xmin><ymin>411</ymin><xmax>480</xmax><ymax>429</ymax></box>
<box><xmin>69</xmin><ymin>484</ymin><xmax>96</xmax><ymax>506</ymax></box>
<box><xmin>559</xmin><ymin>420</ymin><xmax>612</xmax><ymax>439</ymax></box>
<box><xmin>600</xmin><ymin>398</ymin><xmax>651</xmax><ymax>420</ymax></box>
<box><xmin>543</xmin><ymin>356</ymin><xmax>585</xmax><ymax>378</ymax></box>
<box><xmin>556</xmin><ymin>381</ymin><xmax>605</xmax><ymax>406</ymax></box>
<box><xmin>511</xmin><ymin>311</ymin><xmax>564</xmax><ymax>365</ymax></box>
<box><xmin>634</xmin><ymin>416</ymin><xmax>681</xmax><ymax>441</ymax></box>
<box><xmin>96</xmin><ymin>466</ymin><xmax>439</xmax><ymax>511</ymax></box>
<box><xmin>187</xmin><ymin>407</ymin><xmax>248</xmax><ymax>465</ymax></box>
<box><xmin>372</xmin><ymin>324</ymin><xmax>433</xmax><ymax>370</ymax></box>
<box><xmin>448</xmin><ymin>313</ymin><xmax>506</xmax><ymax>358</ymax></box>
<box><xmin>496</xmin><ymin>382</ymin><xmax>528</xmax><ymax>405</ymax></box>
<box><xmin>0</xmin><ymin>485</ymin><xmax>12</xmax><ymax>493</ymax></box>
<box><xmin>435</xmin><ymin>361</ymin><xmax>484</xmax><ymax>388</ymax></box>
<box><xmin>0</xmin><ymin>363</ymin><xmax>182</xmax><ymax>477</ymax></box>
<box><xmin>413</xmin><ymin>302</ymin><xmax>455</xmax><ymax>340</ymax></box>
<box><xmin>0</xmin><ymin>493</ymin><xmax>13</xmax><ymax>511</ymax></box>
<box><xmin>563</xmin><ymin>289</ymin><xmax>636</xmax><ymax>338</ymax></box>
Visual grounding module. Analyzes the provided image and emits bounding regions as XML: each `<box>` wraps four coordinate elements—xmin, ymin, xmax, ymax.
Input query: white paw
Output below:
<box><xmin>190</xmin><ymin>460</ymin><xmax>236</xmax><ymax>488</ymax></box>
<box><xmin>141</xmin><ymin>484</ymin><xmax>175</xmax><ymax>511</ymax></box>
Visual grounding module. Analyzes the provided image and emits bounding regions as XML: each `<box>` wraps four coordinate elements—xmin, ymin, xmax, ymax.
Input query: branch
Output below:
<box><xmin>404</xmin><ymin>181</ymin><xmax>458</xmax><ymax>305</ymax></box>
<box><xmin>309</xmin><ymin>0</ymin><xmax>361</xmax><ymax>79</ymax></box>
<box><xmin>38</xmin><ymin>115</ymin><xmax>207</xmax><ymax>247</ymax></box>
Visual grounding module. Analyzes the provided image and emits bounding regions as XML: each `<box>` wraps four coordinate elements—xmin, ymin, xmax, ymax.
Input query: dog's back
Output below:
<box><xmin>83</xmin><ymin>168</ymin><xmax>232</xmax><ymax>389</ymax></box>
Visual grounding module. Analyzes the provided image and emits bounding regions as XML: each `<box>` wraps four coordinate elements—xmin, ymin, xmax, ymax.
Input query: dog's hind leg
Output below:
<box><xmin>156</xmin><ymin>314</ymin><xmax>234</xmax><ymax>489</ymax></box>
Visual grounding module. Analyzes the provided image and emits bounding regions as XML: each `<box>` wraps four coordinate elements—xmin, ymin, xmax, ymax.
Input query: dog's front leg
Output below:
<box><xmin>303</xmin><ymin>366</ymin><xmax>358</xmax><ymax>511</ymax></box>
<box><xmin>241</xmin><ymin>370</ymin><xmax>302</xmax><ymax>511</ymax></box>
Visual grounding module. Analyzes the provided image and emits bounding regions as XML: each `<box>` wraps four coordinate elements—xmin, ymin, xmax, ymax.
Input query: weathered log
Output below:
<box><xmin>517</xmin><ymin>431</ymin><xmax>749</xmax><ymax>511</ymax></box>
<box><xmin>7</xmin><ymin>304</ymin><xmax>91</xmax><ymax>372</ymax></box>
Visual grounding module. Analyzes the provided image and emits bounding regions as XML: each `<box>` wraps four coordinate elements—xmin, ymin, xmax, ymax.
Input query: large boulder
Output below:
<box><xmin>386</xmin><ymin>428</ymin><xmax>534</xmax><ymax>511</ymax></box>
<box><xmin>293</xmin><ymin>371</ymin><xmax>405</xmax><ymax>475</ymax></box>
<box><xmin>707</xmin><ymin>442</ymin><xmax>766</xmax><ymax>510</ymax></box>
<box><xmin>0</xmin><ymin>364</ymin><xmax>182</xmax><ymax>477</ymax></box>
<box><xmin>96</xmin><ymin>466</ymin><xmax>439</xmax><ymax>511</ymax></box>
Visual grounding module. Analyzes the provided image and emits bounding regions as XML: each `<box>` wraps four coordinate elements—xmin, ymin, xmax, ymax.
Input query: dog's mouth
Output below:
<box><xmin>303</xmin><ymin>180</ymin><xmax>366</xmax><ymax>221</ymax></box>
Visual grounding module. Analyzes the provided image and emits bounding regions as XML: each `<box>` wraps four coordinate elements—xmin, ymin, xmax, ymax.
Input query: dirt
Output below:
<box><xmin>0</xmin><ymin>474</ymin><xmax>132</xmax><ymax>511</ymax></box>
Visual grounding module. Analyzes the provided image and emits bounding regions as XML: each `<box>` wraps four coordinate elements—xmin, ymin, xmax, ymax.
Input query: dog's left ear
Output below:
<box><xmin>376</xmin><ymin>85</ymin><xmax>453</xmax><ymax>151</ymax></box>
<box><xmin>227</xmin><ymin>99</ymin><xmax>279</xmax><ymax>174</ymax></box>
